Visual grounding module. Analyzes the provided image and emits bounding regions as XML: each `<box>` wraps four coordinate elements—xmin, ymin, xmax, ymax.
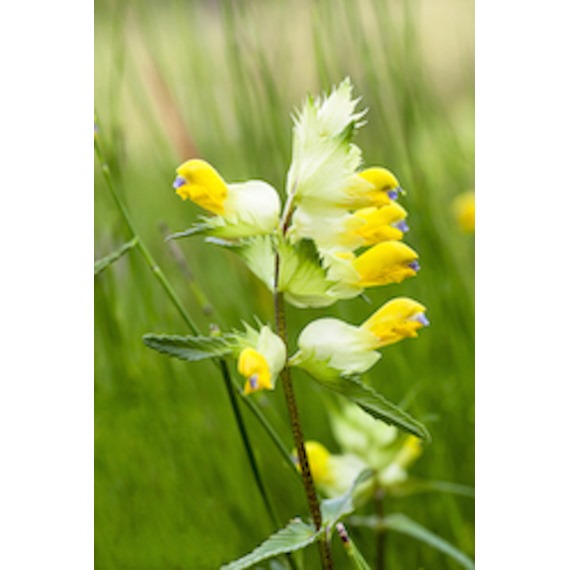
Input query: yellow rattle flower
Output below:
<box><xmin>235</xmin><ymin>325</ymin><xmax>286</xmax><ymax>395</ymax></box>
<box><xmin>291</xmin><ymin>298</ymin><xmax>428</xmax><ymax>380</ymax></box>
<box><xmin>172</xmin><ymin>159</ymin><xmax>281</xmax><ymax>237</ymax></box>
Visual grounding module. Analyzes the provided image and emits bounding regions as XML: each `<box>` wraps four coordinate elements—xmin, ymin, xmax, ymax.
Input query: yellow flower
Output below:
<box><xmin>173</xmin><ymin>159</ymin><xmax>281</xmax><ymax>237</ymax></box>
<box><xmin>235</xmin><ymin>325</ymin><xmax>286</xmax><ymax>395</ymax></box>
<box><xmin>238</xmin><ymin>348</ymin><xmax>273</xmax><ymax>395</ymax></box>
<box><xmin>352</xmin><ymin>203</ymin><xmax>408</xmax><ymax>245</ymax></box>
<box><xmin>361</xmin><ymin>297</ymin><xmax>429</xmax><ymax>348</ymax></box>
<box><xmin>174</xmin><ymin>159</ymin><xmax>228</xmax><ymax>214</ymax></box>
<box><xmin>357</xmin><ymin>167</ymin><xmax>403</xmax><ymax>207</ymax></box>
<box><xmin>352</xmin><ymin>241</ymin><xmax>420</xmax><ymax>287</ymax></box>
<box><xmin>291</xmin><ymin>298</ymin><xmax>427</xmax><ymax>380</ymax></box>
<box><xmin>296</xmin><ymin>441</ymin><xmax>369</xmax><ymax>498</ymax></box>
<box><xmin>287</xmin><ymin>202</ymin><xmax>408</xmax><ymax>253</ymax></box>
<box><xmin>452</xmin><ymin>191</ymin><xmax>475</xmax><ymax>233</ymax></box>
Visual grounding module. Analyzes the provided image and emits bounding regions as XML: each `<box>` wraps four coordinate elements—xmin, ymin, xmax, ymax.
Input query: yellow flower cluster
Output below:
<box><xmin>169</xmin><ymin>79</ymin><xmax>429</xmax><ymax>392</ymax></box>
<box><xmin>284</xmin><ymin>80</ymin><xmax>420</xmax><ymax>299</ymax></box>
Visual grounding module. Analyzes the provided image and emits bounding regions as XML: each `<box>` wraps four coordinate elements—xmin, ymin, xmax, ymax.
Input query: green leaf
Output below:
<box><xmin>94</xmin><ymin>237</ymin><xmax>138</xmax><ymax>275</ymax></box>
<box><xmin>389</xmin><ymin>478</ymin><xmax>475</xmax><ymax>499</ymax></box>
<box><xmin>166</xmin><ymin>223</ymin><xmax>211</xmax><ymax>240</ymax></box>
<box><xmin>306</xmin><ymin>374</ymin><xmax>430</xmax><ymax>441</ymax></box>
<box><xmin>221</xmin><ymin>519</ymin><xmax>323</xmax><ymax>570</ymax></box>
<box><xmin>381</xmin><ymin>514</ymin><xmax>475</xmax><ymax>570</ymax></box>
<box><xmin>209</xmin><ymin>235</ymin><xmax>275</xmax><ymax>292</ymax></box>
<box><xmin>321</xmin><ymin>469</ymin><xmax>374</xmax><ymax>527</ymax></box>
<box><xmin>142</xmin><ymin>333</ymin><xmax>233</xmax><ymax>362</ymax></box>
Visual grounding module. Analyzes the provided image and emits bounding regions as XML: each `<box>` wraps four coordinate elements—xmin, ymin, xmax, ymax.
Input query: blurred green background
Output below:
<box><xmin>95</xmin><ymin>0</ymin><xmax>474</xmax><ymax>567</ymax></box>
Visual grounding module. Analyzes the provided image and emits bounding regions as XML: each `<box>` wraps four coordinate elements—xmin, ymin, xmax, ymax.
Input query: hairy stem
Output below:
<box><xmin>274</xmin><ymin>254</ymin><xmax>334</xmax><ymax>569</ymax></box>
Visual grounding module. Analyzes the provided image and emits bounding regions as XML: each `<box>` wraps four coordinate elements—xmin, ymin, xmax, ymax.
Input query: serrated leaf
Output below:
<box><xmin>306</xmin><ymin>373</ymin><xmax>430</xmax><ymax>441</ymax></box>
<box><xmin>321</xmin><ymin>469</ymin><xmax>374</xmax><ymax>527</ymax></box>
<box><xmin>381</xmin><ymin>514</ymin><xmax>475</xmax><ymax>570</ymax></box>
<box><xmin>221</xmin><ymin>519</ymin><xmax>323</xmax><ymax>570</ymax></box>
<box><xmin>166</xmin><ymin>223</ymin><xmax>211</xmax><ymax>240</ymax></box>
<box><xmin>143</xmin><ymin>333</ymin><xmax>233</xmax><ymax>362</ymax></box>
<box><xmin>94</xmin><ymin>237</ymin><xmax>138</xmax><ymax>276</ymax></box>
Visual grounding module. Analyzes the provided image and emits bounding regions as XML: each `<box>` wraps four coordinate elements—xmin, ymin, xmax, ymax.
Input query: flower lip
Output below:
<box><xmin>172</xmin><ymin>175</ymin><xmax>186</xmax><ymax>189</ymax></box>
<box><xmin>412</xmin><ymin>312</ymin><xmax>430</xmax><ymax>327</ymax></box>
<box><xmin>388</xmin><ymin>186</ymin><xmax>403</xmax><ymax>200</ymax></box>
<box><xmin>248</xmin><ymin>374</ymin><xmax>259</xmax><ymax>390</ymax></box>
<box><xmin>393</xmin><ymin>220</ymin><xmax>409</xmax><ymax>233</ymax></box>
<box><xmin>408</xmin><ymin>260</ymin><xmax>420</xmax><ymax>272</ymax></box>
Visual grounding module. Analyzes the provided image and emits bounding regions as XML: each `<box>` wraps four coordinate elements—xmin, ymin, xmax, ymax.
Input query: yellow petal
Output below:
<box><xmin>352</xmin><ymin>203</ymin><xmax>408</xmax><ymax>245</ymax></box>
<box><xmin>238</xmin><ymin>347</ymin><xmax>273</xmax><ymax>395</ymax></box>
<box><xmin>353</xmin><ymin>241</ymin><xmax>419</xmax><ymax>287</ymax></box>
<box><xmin>174</xmin><ymin>159</ymin><xmax>228</xmax><ymax>215</ymax></box>
<box><xmin>361</xmin><ymin>297</ymin><xmax>428</xmax><ymax>348</ymax></box>
<box><xmin>358</xmin><ymin>167</ymin><xmax>401</xmax><ymax>207</ymax></box>
<box><xmin>299</xmin><ymin>441</ymin><xmax>334</xmax><ymax>488</ymax></box>
<box><xmin>393</xmin><ymin>436</ymin><xmax>423</xmax><ymax>470</ymax></box>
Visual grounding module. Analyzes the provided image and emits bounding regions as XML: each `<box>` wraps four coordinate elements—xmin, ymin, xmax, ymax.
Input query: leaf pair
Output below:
<box><xmin>142</xmin><ymin>333</ymin><xmax>430</xmax><ymax>441</ymax></box>
<box><xmin>221</xmin><ymin>470</ymin><xmax>373</xmax><ymax>570</ymax></box>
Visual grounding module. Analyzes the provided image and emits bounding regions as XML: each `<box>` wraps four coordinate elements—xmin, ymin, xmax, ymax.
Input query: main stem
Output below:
<box><xmin>273</xmin><ymin>255</ymin><xmax>334</xmax><ymax>570</ymax></box>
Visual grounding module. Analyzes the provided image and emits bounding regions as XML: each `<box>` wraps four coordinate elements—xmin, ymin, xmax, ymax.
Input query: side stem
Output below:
<box><xmin>95</xmin><ymin>133</ymin><xmax>281</xmax><ymax>531</ymax></box>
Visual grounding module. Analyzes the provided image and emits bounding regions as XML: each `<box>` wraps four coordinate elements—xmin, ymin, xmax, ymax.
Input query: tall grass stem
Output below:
<box><xmin>95</xmin><ymin>133</ymin><xmax>287</xmax><ymax>533</ymax></box>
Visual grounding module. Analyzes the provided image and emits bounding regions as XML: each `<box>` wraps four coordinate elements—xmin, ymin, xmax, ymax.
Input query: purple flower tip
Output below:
<box><xmin>388</xmin><ymin>186</ymin><xmax>403</xmax><ymax>200</ymax></box>
<box><xmin>249</xmin><ymin>374</ymin><xmax>258</xmax><ymax>390</ymax></box>
<box><xmin>413</xmin><ymin>313</ymin><xmax>430</xmax><ymax>327</ymax></box>
<box><xmin>172</xmin><ymin>175</ymin><xmax>186</xmax><ymax>190</ymax></box>
<box><xmin>394</xmin><ymin>220</ymin><xmax>409</xmax><ymax>233</ymax></box>
<box><xmin>408</xmin><ymin>260</ymin><xmax>420</xmax><ymax>272</ymax></box>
